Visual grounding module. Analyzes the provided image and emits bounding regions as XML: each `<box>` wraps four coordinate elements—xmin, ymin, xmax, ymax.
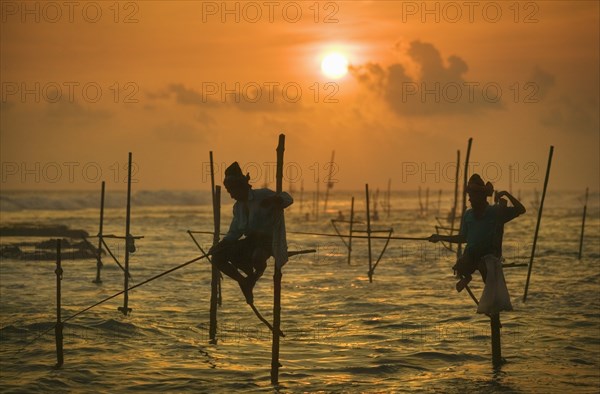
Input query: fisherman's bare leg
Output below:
<box><xmin>211</xmin><ymin>250</ymin><xmax>246</xmax><ymax>282</ymax></box>
<box><xmin>251</xmin><ymin>248</ymin><xmax>269</xmax><ymax>283</ymax></box>
<box><xmin>226</xmin><ymin>248</ymin><xmax>256</xmax><ymax>305</ymax></box>
<box><xmin>232</xmin><ymin>248</ymin><xmax>269</xmax><ymax>304</ymax></box>
<box><xmin>215</xmin><ymin>255</ymin><xmax>253</xmax><ymax>304</ymax></box>
<box><xmin>453</xmin><ymin>254</ymin><xmax>474</xmax><ymax>292</ymax></box>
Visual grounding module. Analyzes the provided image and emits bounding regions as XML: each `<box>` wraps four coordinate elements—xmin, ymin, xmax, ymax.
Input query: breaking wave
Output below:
<box><xmin>1</xmin><ymin>190</ymin><xmax>212</xmax><ymax>212</ymax></box>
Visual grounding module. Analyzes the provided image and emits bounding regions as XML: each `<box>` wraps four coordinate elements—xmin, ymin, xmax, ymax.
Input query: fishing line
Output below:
<box><xmin>16</xmin><ymin>253</ymin><xmax>208</xmax><ymax>354</ymax></box>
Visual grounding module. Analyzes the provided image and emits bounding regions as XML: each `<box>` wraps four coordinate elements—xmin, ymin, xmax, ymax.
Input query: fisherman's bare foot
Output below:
<box><xmin>456</xmin><ymin>277</ymin><xmax>471</xmax><ymax>292</ymax></box>
<box><xmin>239</xmin><ymin>277</ymin><xmax>254</xmax><ymax>304</ymax></box>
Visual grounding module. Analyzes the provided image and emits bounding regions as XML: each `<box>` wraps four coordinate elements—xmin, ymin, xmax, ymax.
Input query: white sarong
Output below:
<box><xmin>477</xmin><ymin>254</ymin><xmax>513</xmax><ymax>315</ymax></box>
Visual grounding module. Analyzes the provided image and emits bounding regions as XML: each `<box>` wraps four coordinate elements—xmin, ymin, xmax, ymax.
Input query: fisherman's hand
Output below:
<box><xmin>209</xmin><ymin>239</ymin><xmax>232</xmax><ymax>255</ymax></box>
<box><xmin>208</xmin><ymin>243</ymin><xmax>218</xmax><ymax>256</ymax></box>
<box><xmin>496</xmin><ymin>190</ymin><xmax>509</xmax><ymax>199</ymax></box>
<box><xmin>260</xmin><ymin>195</ymin><xmax>283</xmax><ymax>209</ymax></box>
<box><xmin>429</xmin><ymin>234</ymin><xmax>442</xmax><ymax>243</ymax></box>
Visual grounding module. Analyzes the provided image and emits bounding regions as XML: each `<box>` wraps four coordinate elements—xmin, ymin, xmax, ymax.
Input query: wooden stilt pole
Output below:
<box><xmin>373</xmin><ymin>188</ymin><xmax>379</xmax><ymax>221</ymax></box>
<box><xmin>118</xmin><ymin>152</ymin><xmax>133</xmax><ymax>315</ymax></box>
<box><xmin>55</xmin><ymin>239</ymin><xmax>64</xmax><ymax>367</ymax></box>
<box><xmin>315</xmin><ymin>177</ymin><xmax>320</xmax><ymax>221</ymax></box>
<box><xmin>347</xmin><ymin>197</ymin><xmax>355</xmax><ymax>265</ymax></box>
<box><xmin>523</xmin><ymin>146</ymin><xmax>554</xmax><ymax>302</ymax></box>
<box><xmin>271</xmin><ymin>134</ymin><xmax>286</xmax><ymax>385</ymax></box>
<box><xmin>386</xmin><ymin>178</ymin><xmax>391</xmax><ymax>218</ymax></box>
<box><xmin>366</xmin><ymin>184</ymin><xmax>373</xmax><ymax>283</ymax></box>
<box><xmin>93</xmin><ymin>181</ymin><xmax>105</xmax><ymax>284</ymax></box>
<box><xmin>491</xmin><ymin>313</ymin><xmax>502</xmax><ymax>366</ymax></box>
<box><xmin>457</xmin><ymin>139</ymin><xmax>472</xmax><ymax>258</ymax></box>
<box><xmin>54</xmin><ymin>239</ymin><xmax>64</xmax><ymax>368</ymax></box>
<box><xmin>450</xmin><ymin>150</ymin><xmax>460</xmax><ymax>235</ymax></box>
<box><xmin>209</xmin><ymin>151</ymin><xmax>221</xmax><ymax>343</ymax></box>
<box><xmin>437</xmin><ymin>189</ymin><xmax>442</xmax><ymax>217</ymax></box>
<box><xmin>418</xmin><ymin>186</ymin><xmax>424</xmax><ymax>217</ymax></box>
<box><xmin>323</xmin><ymin>150</ymin><xmax>335</xmax><ymax>212</ymax></box>
<box><xmin>425</xmin><ymin>187</ymin><xmax>430</xmax><ymax>214</ymax></box>
<box><xmin>211</xmin><ymin>186</ymin><xmax>221</xmax><ymax>340</ymax></box>
<box><xmin>533</xmin><ymin>188</ymin><xmax>540</xmax><ymax>213</ymax></box>
<box><xmin>578</xmin><ymin>187</ymin><xmax>589</xmax><ymax>260</ymax></box>
<box><xmin>508</xmin><ymin>164</ymin><xmax>513</xmax><ymax>195</ymax></box>
<box><xmin>299</xmin><ymin>179</ymin><xmax>304</xmax><ymax>214</ymax></box>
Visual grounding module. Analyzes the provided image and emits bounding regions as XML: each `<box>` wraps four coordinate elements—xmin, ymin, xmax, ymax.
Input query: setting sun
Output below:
<box><xmin>321</xmin><ymin>52</ymin><xmax>348</xmax><ymax>79</ymax></box>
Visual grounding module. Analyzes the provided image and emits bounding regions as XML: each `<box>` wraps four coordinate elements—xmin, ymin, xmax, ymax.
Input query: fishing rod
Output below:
<box><xmin>17</xmin><ymin>252</ymin><xmax>209</xmax><ymax>354</ymax></box>
<box><xmin>190</xmin><ymin>229</ymin><xmax>431</xmax><ymax>241</ymax></box>
<box><xmin>287</xmin><ymin>230</ymin><xmax>431</xmax><ymax>241</ymax></box>
<box><xmin>19</xmin><ymin>235</ymin><xmax>297</xmax><ymax>354</ymax></box>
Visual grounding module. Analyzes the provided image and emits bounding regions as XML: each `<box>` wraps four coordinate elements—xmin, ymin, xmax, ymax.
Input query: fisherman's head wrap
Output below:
<box><xmin>466</xmin><ymin>173</ymin><xmax>494</xmax><ymax>197</ymax></box>
<box><xmin>223</xmin><ymin>162</ymin><xmax>250</xmax><ymax>188</ymax></box>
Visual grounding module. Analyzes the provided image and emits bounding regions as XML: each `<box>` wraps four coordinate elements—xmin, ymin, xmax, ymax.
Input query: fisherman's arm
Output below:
<box><xmin>223</xmin><ymin>206</ymin><xmax>244</xmax><ymax>241</ymax></box>
<box><xmin>260</xmin><ymin>191</ymin><xmax>293</xmax><ymax>209</ymax></box>
<box><xmin>429</xmin><ymin>233</ymin><xmax>465</xmax><ymax>243</ymax></box>
<box><xmin>210</xmin><ymin>207</ymin><xmax>242</xmax><ymax>254</ymax></box>
<box><xmin>279</xmin><ymin>192</ymin><xmax>293</xmax><ymax>208</ymax></box>
<box><xmin>497</xmin><ymin>191</ymin><xmax>526</xmax><ymax>215</ymax></box>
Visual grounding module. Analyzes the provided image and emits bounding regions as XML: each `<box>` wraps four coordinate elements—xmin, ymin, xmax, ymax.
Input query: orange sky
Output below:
<box><xmin>1</xmin><ymin>1</ymin><xmax>598</xmax><ymax>193</ymax></box>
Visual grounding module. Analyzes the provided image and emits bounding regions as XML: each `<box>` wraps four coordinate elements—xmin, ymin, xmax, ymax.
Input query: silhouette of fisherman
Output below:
<box><xmin>209</xmin><ymin>162</ymin><xmax>293</xmax><ymax>304</ymax></box>
<box><xmin>429</xmin><ymin>174</ymin><xmax>526</xmax><ymax>292</ymax></box>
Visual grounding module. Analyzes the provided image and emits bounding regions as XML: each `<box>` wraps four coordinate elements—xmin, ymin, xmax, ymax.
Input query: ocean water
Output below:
<box><xmin>1</xmin><ymin>189</ymin><xmax>599</xmax><ymax>393</ymax></box>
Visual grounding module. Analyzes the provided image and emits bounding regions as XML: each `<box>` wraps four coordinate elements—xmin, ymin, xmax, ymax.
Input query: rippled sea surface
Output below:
<box><xmin>1</xmin><ymin>190</ymin><xmax>599</xmax><ymax>393</ymax></box>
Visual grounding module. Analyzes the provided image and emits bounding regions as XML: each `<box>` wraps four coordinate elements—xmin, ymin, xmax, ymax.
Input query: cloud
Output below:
<box><xmin>529</xmin><ymin>66</ymin><xmax>555</xmax><ymax>100</ymax></box>
<box><xmin>351</xmin><ymin>40</ymin><xmax>504</xmax><ymax>116</ymax></box>
<box><xmin>145</xmin><ymin>91</ymin><xmax>171</xmax><ymax>100</ymax></box>
<box><xmin>152</xmin><ymin>121</ymin><xmax>209</xmax><ymax>143</ymax></box>
<box><xmin>45</xmin><ymin>98</ymin><xmax>112</xmax><ymax>125</ymax></box>
<box><xmin>233</xmin><ymin>85</ymin><xmax>303</xmax><ymax>112</ymax></box>
<box><xmin>1</xmin><ymin>94</ymin><xmax>111</xmax><ymax>124</ymax></box>
<box><xmin>352</xmin><ymin>62</ymin><xmax>386</xmax><ymax>91</ymax></box>
<box><xmin>168</xmin><ymin>83</ymin><xmax>219</xmax><ymax>106</ymax></box>
<box><xmin>145</xmin><ymin>84</ymin><xmax>218</xmax><ymax>106</ymax></box>
<box><xmin>195</xmin><ymin>110</ymin><xmax>216</xmax><ymax>126</ymax></box>
<box><xmin>529</xmin><ymin>66</ymin><xmax>599</xmax><ymax>135</ymax></box>
<box><xmin>148</xmin><ymin>82</ymin><xmax>302</xmax><ymax>112</ymax></box>
<box><xmin>540</xmin><ymin>94</ymin><xmax>599</xmax><ymax>134</ymax></box>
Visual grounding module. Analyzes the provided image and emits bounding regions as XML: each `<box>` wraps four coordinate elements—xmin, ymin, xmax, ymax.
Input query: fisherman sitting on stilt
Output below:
<box><xmin>209</xmin><ymin>162</ymin><xmax>293</xmax><ymax>304</ymax></box>
<box><xmin>429</xmin><ymin>174</ymin><xmax>526</xmax><ymax>292</ymax></box>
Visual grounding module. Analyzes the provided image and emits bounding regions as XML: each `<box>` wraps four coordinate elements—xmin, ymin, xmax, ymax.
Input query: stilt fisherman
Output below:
<box><xmin>429</xmin><ymin>174</ymin><xmax>526</xmax><ymax>292</ymax></box>
<box><xmin>209</xmin><ymin>162</ymin><xmax>293</xmax><ymax>304</ymax></box>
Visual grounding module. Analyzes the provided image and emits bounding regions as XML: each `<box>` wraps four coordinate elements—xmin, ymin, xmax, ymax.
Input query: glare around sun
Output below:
<box><xmin>321</xmin><ymin>53</ymin><xmax>348</xmax><ymax>79</ymax></box>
